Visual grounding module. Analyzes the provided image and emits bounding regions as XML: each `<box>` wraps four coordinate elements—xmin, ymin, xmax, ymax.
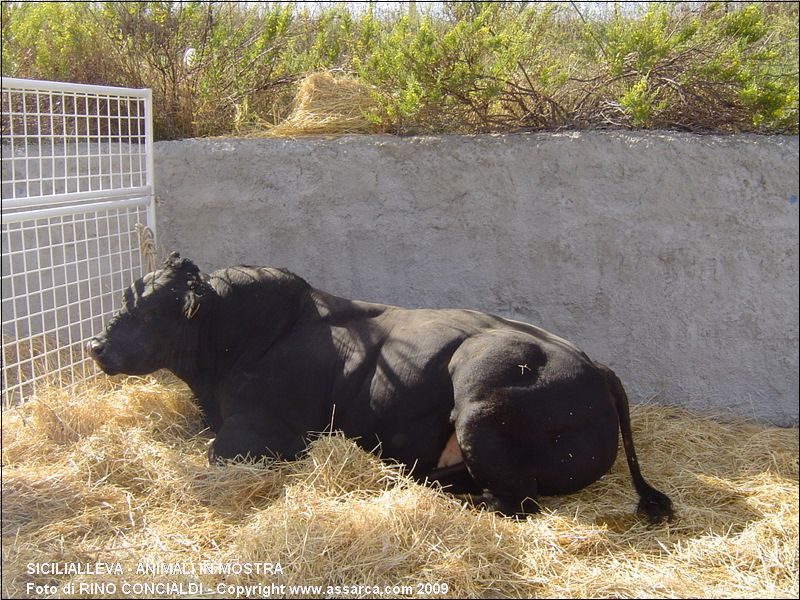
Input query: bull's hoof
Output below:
<box><xmin>637</xmin><ymin>490</ymin><xmax>675</xmax><ymax>524</ymax></box>
<box><xmin>465</xmin><ymin>491</ymin><xmax>541</xmax><ymax>519</ymax></box>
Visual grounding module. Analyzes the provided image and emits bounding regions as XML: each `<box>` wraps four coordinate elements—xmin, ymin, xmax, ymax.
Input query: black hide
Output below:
<box><xmin>89</xmin><ymin>253</ymin><xmax>673</xmax><ymax>522</ymax></box>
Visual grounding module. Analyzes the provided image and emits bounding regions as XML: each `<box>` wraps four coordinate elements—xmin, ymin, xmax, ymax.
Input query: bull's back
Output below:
<box><xmin>327</xmin><ymin>299</ymin><xmax>586</xmax><ymax>393</ymax></box>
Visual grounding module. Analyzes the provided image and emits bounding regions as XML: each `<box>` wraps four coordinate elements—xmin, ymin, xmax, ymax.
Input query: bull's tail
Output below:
<box><xmin>596</xmin><ymin>363</ymin><xmax>674</xmax><ymax>524</ymax></box>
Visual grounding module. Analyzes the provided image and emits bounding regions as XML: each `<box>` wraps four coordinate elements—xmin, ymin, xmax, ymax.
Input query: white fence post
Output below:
<box><xmin>1</xmin><ymin>77</ymin><xmax>156</xmax><ymax>407</ymax></box>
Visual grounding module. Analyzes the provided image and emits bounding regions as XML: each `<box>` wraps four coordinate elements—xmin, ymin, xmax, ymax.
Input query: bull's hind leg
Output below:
<box><xmin>459</xmin><ymin>488</ymin><xmax>541</xmax><ymax>518</ymax></box>
<box><xmin>424</xmin><ymin>451</ymin><xmax>538</xmax><ymax>515</ymax></box>
<box><xmin>445</xmin><ymin>337</ymin><xmax>549</xmax><ymax>516</ymax></box>
<box><xmin>450</xmin><ymin>387</ymin><xmax>547</xmax><ymax>518</ymax></box>
<box><xmin>448</xmin><ymin>332</ymin><xmax>620</xmax><ymax>518</ymax></box>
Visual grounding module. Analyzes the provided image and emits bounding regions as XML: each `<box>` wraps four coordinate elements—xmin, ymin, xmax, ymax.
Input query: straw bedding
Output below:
<box><xmin>2</xmin><ymin>376</ymin><xmax>797</xmax><ymax>598</ymax></box>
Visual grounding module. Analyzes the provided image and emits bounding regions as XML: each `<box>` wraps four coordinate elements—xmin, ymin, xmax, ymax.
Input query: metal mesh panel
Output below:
<box><xmin>1</xmin><ymin>78</ymin><xmax>155</xmax><ymax>407</ymax></box>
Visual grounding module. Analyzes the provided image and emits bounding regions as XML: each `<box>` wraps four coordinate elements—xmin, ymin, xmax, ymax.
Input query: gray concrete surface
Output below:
<box><xmin>154</xmin><ymin>132</ymin><xmax>799</xmax><ymax>425</ymax></box>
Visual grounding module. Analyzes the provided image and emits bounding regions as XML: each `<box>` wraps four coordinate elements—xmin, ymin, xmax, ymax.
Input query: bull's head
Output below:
<box><xmin>88</xmin><ymin>252</ymin><xmax>211</xmax><ymax>375</ymax></box>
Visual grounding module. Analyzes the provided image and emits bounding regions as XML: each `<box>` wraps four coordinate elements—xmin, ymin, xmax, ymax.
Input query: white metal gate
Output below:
<box><xmin>1</xmin><ymin>78</ymin><xmax>156</xmax><ymax>407</ymax></box>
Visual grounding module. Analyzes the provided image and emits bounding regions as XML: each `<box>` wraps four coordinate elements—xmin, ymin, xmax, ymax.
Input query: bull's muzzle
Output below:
<box><xmin>87</xmin><ymin>337</ymin><xmax>119</xmax><ymax>375</ymax></box>
<box><xmin>87</xmin><ymin>337</ymin><xmax>106</xmax><ymax>361</ymax></box>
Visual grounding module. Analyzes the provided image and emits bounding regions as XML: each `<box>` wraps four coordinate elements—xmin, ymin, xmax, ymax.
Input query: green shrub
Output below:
<box><xmin>3</xmin><ymin>1</ymin><xmax>796</xmax><ymax>138</ymax></box>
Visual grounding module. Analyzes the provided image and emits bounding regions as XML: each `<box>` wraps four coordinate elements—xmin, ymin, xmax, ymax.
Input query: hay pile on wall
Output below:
<box><xmin>2</xmin><ymin>378</ymin><xmax>797</xmax><ymax>598</ymax></box>
<box><xmin>266</xmin><ymin>72</ymin><xmax>385</xmax><ymax>137</ymax></box>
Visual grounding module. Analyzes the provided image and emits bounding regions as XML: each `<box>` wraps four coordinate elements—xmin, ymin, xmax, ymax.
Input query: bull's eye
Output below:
<box><xmin>138</xmin><ymin>305</ymin><xmax>170</xmax><ymax>323</ymax></box>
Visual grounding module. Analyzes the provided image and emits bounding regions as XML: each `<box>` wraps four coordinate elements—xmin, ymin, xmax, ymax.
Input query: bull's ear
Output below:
<box><xmin>184</xmin><ymin>293</ymin><xmax>201</xmax><ymax>319</ymax></box>
<box><xmin>165</xmin><ymin>252</ymin><xmax>182</xmax><ymax>269</ymax></box>
<box><xmin>164</xmin><ymin>252</ymin><xmax>202</xmax><ymax>275</ymax></box>
<box><xmin>183</xmin><ymin>277</ymin><xmax>211</xmax><ymax>320</ymax></box>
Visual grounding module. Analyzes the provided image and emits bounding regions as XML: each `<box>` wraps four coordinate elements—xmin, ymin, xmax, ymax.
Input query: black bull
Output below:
<box><xmin>89</xmin><ymin>253</ymin><xmax>673</xmax><ymax>522</ymax></box>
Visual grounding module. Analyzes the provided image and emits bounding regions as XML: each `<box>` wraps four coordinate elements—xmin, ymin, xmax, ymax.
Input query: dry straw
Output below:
<box><xmin>264</xmin><ymin>71</ymin><xmax>385</xmax><ymax>137</ymax></box>
<box><xmin>2</xmin><ymin>377</ymin><xmax>797</xmax><ymax>598</ymax></box>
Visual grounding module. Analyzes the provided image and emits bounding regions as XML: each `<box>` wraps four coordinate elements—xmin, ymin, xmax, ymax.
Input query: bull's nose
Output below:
<box><xmin>87</xmin><ymin>338</ymin><xmax>105</xmax><ymax>359</ymax></box>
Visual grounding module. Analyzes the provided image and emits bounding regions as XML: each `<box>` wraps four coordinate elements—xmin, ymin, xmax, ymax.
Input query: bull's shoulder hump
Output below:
<box><xmin>310</xmin><ymin>289</ymin><xmax>394</xmax><ymax>322</ymax></box>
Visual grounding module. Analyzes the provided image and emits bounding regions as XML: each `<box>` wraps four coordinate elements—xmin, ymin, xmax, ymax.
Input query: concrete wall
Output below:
<box><xmin>154</xmin><ymin>132</ymin><xmax>799</xmax><ymax>425</ymax></box>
